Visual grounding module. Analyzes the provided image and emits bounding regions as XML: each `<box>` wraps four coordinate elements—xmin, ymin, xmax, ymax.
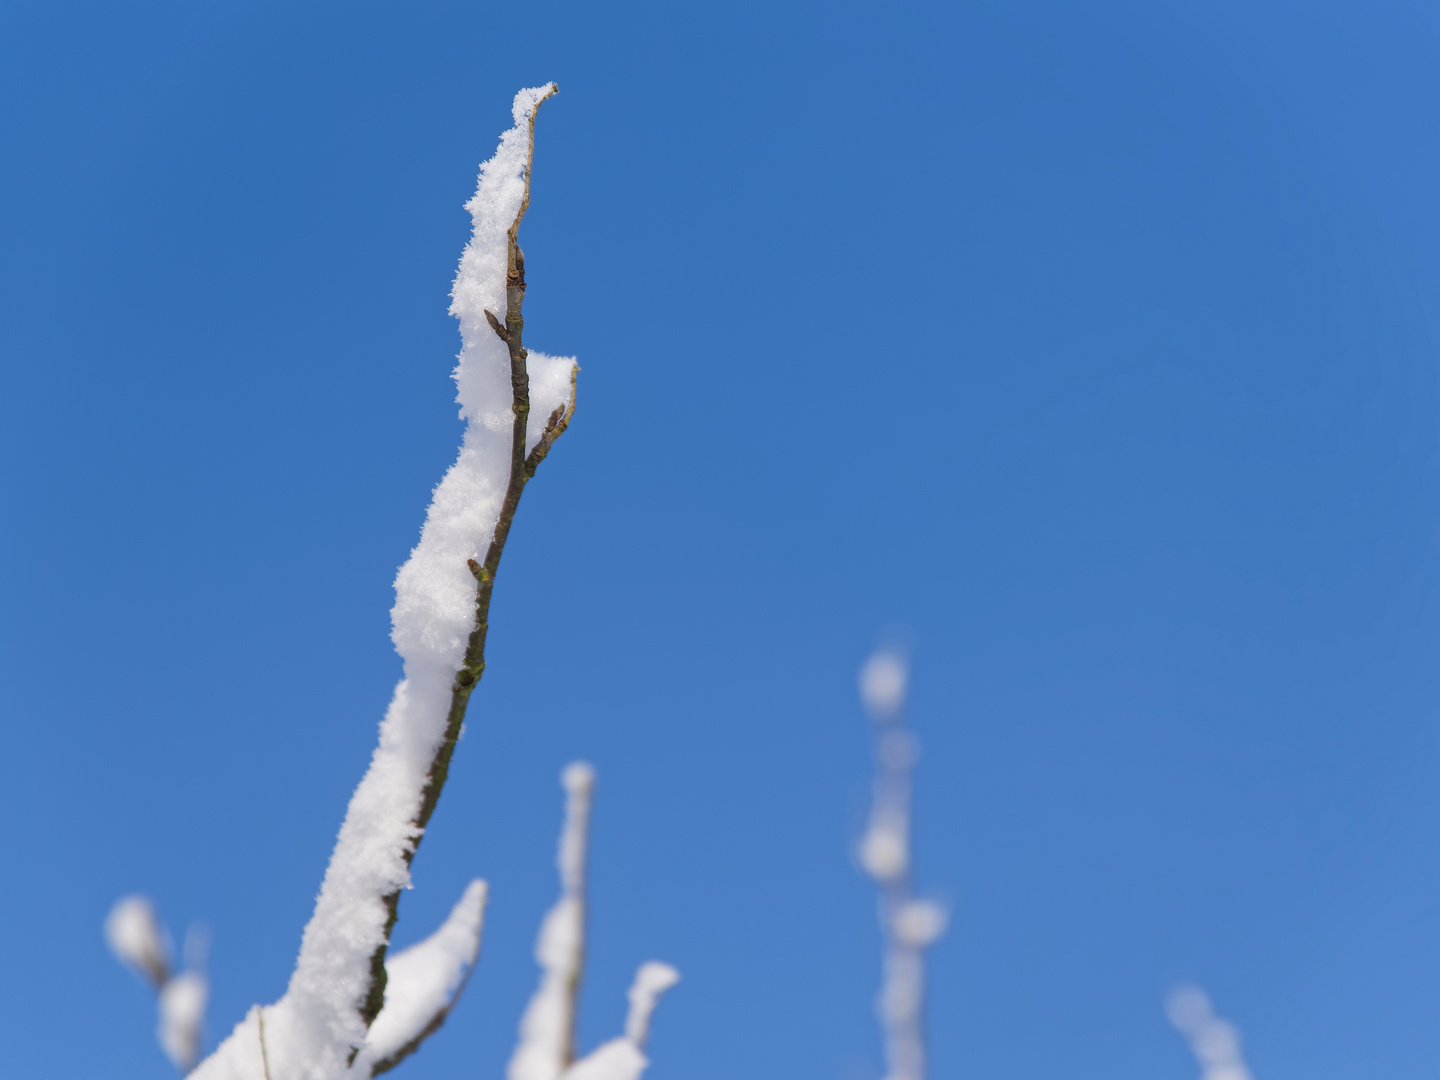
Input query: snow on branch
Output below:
<box><xmin>510</xmin><ymin>764</ymin><xmax>679</xmax><ymax>1080</ymax></box>
<box><xmin>1167</xmin><ymin>986</ymin><xmax>1254</xmax><ymax>1080</ymax></box>
<box><xmin>857</xmin><ymin>648</ymin><xmax>946</xmax><ymax>1080</ymax></box>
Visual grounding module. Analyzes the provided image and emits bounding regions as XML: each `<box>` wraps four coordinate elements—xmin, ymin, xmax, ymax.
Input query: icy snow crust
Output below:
<box><xmin>192</xmin><ymin>84</ymin><xmax>572</xmax><ymax>1080</ymax></box>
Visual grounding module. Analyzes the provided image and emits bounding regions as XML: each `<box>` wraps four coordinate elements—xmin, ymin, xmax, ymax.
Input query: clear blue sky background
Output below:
<box><xmin>3</xmin><ymin>1</ymin><xmax>1440</xmax><ymax>1077</ymax></box>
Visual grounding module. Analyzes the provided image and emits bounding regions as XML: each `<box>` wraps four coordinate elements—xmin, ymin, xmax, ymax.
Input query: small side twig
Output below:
<box><xmin>525</xmin><ymin>363</ymin><xmax>578</xmax><ymax>477</ymax></box>
<box><xmin>484</xmin><ymin>309</ymin><xmax>513</xmax><ymax>343</ymax></box>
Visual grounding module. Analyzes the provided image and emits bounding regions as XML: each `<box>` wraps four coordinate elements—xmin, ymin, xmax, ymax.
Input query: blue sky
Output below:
<box><xmin>4</xmin><ymin>1</ymin><xmax>1440</xmax><ymax>1077</ymax></box>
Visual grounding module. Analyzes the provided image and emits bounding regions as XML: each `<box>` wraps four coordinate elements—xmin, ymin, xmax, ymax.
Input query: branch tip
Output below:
<box><xmin>509</xmin><ymin>84</ymin><xmax>559</xmax><ymax>241</ymax></box>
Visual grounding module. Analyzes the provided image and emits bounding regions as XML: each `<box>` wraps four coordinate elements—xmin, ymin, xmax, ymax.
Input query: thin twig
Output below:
<box><xmin>256</xmin><ymin>1006</ymin><xmax>272</xmax><ymax>1080</ymax></box>
<box><xmin>355</xmin><ymin>83</ymin><xmax>573</xmax><ymax>1036</ymax></box>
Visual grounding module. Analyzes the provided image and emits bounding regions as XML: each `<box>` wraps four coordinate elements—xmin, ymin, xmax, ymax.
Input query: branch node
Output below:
<box><xmin>484</xmin><ymin>309</ymin><xmax>511</xmax><ymax>342</ymax></box>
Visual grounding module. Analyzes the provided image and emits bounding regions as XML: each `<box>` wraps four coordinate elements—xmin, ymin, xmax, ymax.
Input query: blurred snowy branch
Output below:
<box><xmin>1167</xmin><ymin>986</ymin><xmax>1254</xmax><ymax>1080</ymax></box>
<box><xmin>106</xmin><ymin>896</ymin><xmax>209</xmax><ymax>1072</ymax></box>
<box><xmin>857</xmin><ymin>648</ymin><xmax>946</xmax><ymax>1080</ymax></box>
<box><xmin>510</xmin><ymin>762</ymin><xmax>594</xmax><ymax>1080</ymax></box>
<box><xmin>511</xmin><ymin>763</ymin><xmax>679</xmax><ymax>1080</ymax></box>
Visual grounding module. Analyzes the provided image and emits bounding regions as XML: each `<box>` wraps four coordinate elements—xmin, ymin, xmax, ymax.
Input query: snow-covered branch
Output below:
<box><xmin>857</xmin><ymin>649</ymin><xmax>946</xmax><ymax>1080</ymax></box>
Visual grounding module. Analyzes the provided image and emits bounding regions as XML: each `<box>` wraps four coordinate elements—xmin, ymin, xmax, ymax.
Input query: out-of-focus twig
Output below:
<box><xmin>106</xmin><ymin>895</ymin><xmax>209</xmax><ymax>1073</ymax></box>
<box><xmin>1167</xmin><ymin>985</ymin><xmax>1254</xmax><ymax>1080</ymax></box>
<box><xmin>856</xmin><ymin>649</ymin><xmax>947</xmax><ymax>1080</ymax></box>
<box><xmin>510</xmin><ymin>763</ymin><xmax>679</xmax><ymax>1080</ymax></box>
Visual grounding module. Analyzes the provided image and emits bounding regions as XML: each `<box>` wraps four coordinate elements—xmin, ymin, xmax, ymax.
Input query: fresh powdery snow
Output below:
<box><xmin>190</xmin><ymin>84</ymin><xmax>575</xmax><ymax>1080</ymax></box>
